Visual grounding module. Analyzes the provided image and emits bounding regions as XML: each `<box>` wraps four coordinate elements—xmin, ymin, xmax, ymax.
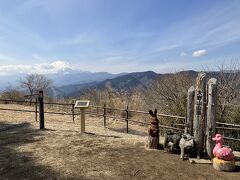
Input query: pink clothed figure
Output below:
<box><xmin>212</xmin><ymin>134</ymin><xmax>234</xmax><ymax>161</ymax></box>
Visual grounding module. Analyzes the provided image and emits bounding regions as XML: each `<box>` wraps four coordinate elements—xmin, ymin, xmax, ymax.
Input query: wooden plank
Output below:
<box><xmin>216</xmin><ymin>127</ymin><xmax>240</xmax><ymax>131</ymax></box>
<box><xmin>80</xmin><ymin>108</ymin><xmax>85</xmax><ymax>133</ymax></box>
<box><xmin>216</xmin><ymin>122</ymin><xmax>240</xmax><ymax>127</ymax></box>
<box><xmin>206</xmin><ymin>78</ymin><xmax>217</xmax><ymax>159</ymax></box>
<box><xmin>189</xmin><ymin>158</ymin><xmax>212</xmax><ymax>164</ymax></box>
<box><xmin>233</xmin><ymin>151</ymin><xmax>240</xmax><ymax>161</ymax></box>
<box><xmin>193</xmin><ymin>72</ymin><xmax>207</xmax><ymax>158</ymax></box>
<box><xmin>186</xmin><ymin>86</ymin><xmax>195</xmax><ymax>135</ymax></box>
<box><xmin>223</xmin><ymin>137</ymin><xmax>240</xmax><ymax>142</ymax></box>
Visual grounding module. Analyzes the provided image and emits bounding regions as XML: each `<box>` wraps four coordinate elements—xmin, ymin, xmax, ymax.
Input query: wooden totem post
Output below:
<box><xmin>186</xmin><ymin>86</ymin><xmax>195</xmax><ymax>135</ymax></box>
<box><xmin>206</xmin><ymin>78</ymin><xmax>217</xmax><ymax>159</ymax></box>
<box><xmin>145</xmin><ymin>109</ymin><xmax>160</xmax><ymax>149</ymax></box>
<box><xmin>193</xmin><ymin>72</ymin><xmax>206</xmax><ymax>158</ymax></box>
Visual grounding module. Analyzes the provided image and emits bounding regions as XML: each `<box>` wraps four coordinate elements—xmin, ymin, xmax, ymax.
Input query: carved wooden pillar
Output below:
<box><xmin>193</xmin><ymin>72</ymin><xmax>206</xmax><ymax>158</ymax></box>
<box><xmin>186</xmin><ymin>86</ymin><xmax>195</xmax><ymax>135</ymax></box>
<box><xmin>206</xmin><ymin>78</ymin><xmax>217</xmax><ymax>159</ymax></box>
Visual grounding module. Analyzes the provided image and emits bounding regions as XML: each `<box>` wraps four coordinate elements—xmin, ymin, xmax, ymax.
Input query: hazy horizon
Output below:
<box><xmin>0</xmin><ymin>0</ymin><xmax>240</xmax><ymax>74</ymax></box>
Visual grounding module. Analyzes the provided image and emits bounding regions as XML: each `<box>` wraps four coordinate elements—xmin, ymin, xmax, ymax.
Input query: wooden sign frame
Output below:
<box><xmin>74</xmin><ymin>100</ymin><xmax>90</xmax><ymax>108</ymax></box>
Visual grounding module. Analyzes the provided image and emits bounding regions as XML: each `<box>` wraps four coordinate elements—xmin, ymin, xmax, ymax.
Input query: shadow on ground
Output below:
<box><xmin>0</xmin><ymin>122</ymin><xmax>60</xmax><ymax>180</ymax></box>
<box><xmin>0</xmin><ymin>121</ymin><xmax>239</xmax><ymax>180</ymax></box>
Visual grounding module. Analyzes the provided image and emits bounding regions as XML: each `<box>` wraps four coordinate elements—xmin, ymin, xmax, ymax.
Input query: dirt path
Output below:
<box><xmin>0</xmin><ymin>105</ymin><xmax>240</xmax><ymax>179</ymax></box>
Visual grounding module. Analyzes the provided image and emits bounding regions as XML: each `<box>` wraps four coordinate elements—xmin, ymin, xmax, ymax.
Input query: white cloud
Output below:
<box><xmin>0</xmin><ymin>61</ymin><xmax>73</xmax><ymax>75</ymax></box>
<box><xmin>180</xmin><ymin>52</ymin><xmax>187</xmax><ymax>57</ymax></box>
<box><xmin>192</xmin><ymin>49</ymin><xmax>207</xmax><ymax>57</ymax></box>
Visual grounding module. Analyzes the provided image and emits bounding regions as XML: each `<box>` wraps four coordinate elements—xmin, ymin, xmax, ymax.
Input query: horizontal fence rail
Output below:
<box><xmin>0</xmin><ymin>108</ymin><xmax>36</xmax><ymax>113</ymax></box>
<box><xmin>0</xmin><ymin>99</ymin><xmax>37</xmax><ymax>104</ymax></box>
<box><xmin>0</xmin><ymin>98</ymin><xmax>239</xmax><ymax>144</ymax></box>
<box><xmin>216</xmin><ymin>122</ymin><xmax>240</xmax><ymax>128</ymax></box>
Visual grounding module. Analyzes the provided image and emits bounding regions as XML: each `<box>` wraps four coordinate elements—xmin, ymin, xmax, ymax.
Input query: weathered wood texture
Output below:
<box><xmin>80</xmin><ymin>108</ymin><xmax>85</xmax><ymax>133</ymax></box>
<box><xmin>145</xmin><ymin>136</ymin><xmax>159</xmax><ymax>149</ymax></box>
<box><xmin>72</xmin><ymin>103</ymin><xmax>75</xmax><ymax>122</ymax></box>
<box><xmin>103</xmin><ymin>103</ymin><xmax>106</xmax><ymax>127</ymax></box>
<box><xmin>35</xmin><ymin>98</ymin><xmax>38</xmax><ymax>121</ymax></box>
<box><xmin>206</xmin><ymin>78</ymin><xmax>217</xmax><ymax>159</ymax></box>
<box><xmin>148</xmin><ymin>109</ymin><xmax>160</xmax><ymax>138</ymax></box>
<box><xmin>126</xmin><ymin>106</ymin><xmax>129</xmax><ymax>133</ymax></box>
<box><xmin>189</xmin><ymin>158</ymin><xmax>212</xmax><ymax>164</ymax></box>
<box><xmin>146</xmin><ymin>109</ymin><xmax>160</xmax><ymax>149</ymax></box>
<box><xmin>193</xmin><ymin>72</ymin><xmax>206</xmax><ymax>158</ymax></box>
<box><xmin>186</xmin><ymin>86</ymin><xmax>195</xmax><ymax>135</ymax></box>
<box><xmin>38</xmin><ymin>90</ymin><xmax>45</xmax><ymax>130</ymax></box>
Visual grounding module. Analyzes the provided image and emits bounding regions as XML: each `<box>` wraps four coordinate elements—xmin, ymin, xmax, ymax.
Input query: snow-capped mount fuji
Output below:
<box><xmin>0</xmin><ymin>61</ymin><xmax>126</xmax><ymax>90</ymax></box>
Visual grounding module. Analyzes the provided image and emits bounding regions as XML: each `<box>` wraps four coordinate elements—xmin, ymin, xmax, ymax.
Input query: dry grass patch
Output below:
<box><xmin>0</xmin><ymin>104</ymin><xmax>240</xmax><ymax>180</ymax></box>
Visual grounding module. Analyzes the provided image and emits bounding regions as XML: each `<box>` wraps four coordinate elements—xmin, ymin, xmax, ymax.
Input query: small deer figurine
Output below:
<box><xmin>148</xmin><ymin>109</ymin><xmax>159</xmax><ymax>137</ymax></box>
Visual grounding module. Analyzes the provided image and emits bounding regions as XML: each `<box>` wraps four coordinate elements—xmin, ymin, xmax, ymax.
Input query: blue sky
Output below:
<box><xmin>0</xmin><ymin>0</ymin><xmax>240</xmax><ymax>74</ymax></box>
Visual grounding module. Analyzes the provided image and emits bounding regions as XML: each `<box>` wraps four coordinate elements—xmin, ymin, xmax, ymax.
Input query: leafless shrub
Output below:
<box><xmin>144</xmin><ymin>72</ymin><xmax>194</xmax><ymax>118</ymax></box>
<box><xmin>1</xmin><ymin>85</ymin><xmax>24</xmax><ymax>102</ymax></box>
<box><xmin>215</xmin><ymin>60</ymin><xmax>240</xmax><ymax>121</ymax></box>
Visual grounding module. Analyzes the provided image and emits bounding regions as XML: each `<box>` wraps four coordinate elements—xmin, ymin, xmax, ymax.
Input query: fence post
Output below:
<box><xmin>193</xmin><ymin>72</ymin><xmax>206</xmax><ymax>158</ymax></box>
<box><xmin>72</xmin><ymin>103</ymin><xmax>75</xmax><ymax>122</ymax></box>
<box><xmin>126</xmin><ymin>106</ymin><xmax>129</xmax><ymax>133</ymax></box>
<box><xmin>103</xmin><ymin>104</ymin><xmax>106</xmax><ymax>127</ymax></box>
<box><xmin>38</xmin><ymin>90</ymin><xmax>45</xmax><ymax>130</ymax></box>
<box><xmin>186</xmin><ymin>86</ymin><xmax>195</xmax><ymax>135</ymax></box>
<box><xmin>35</xmin><ymin>97</ymin><xmax>38</xmax><ymax>121</ymax></box>
<box><xmin>206</xmin><ymin>78</ymin><xmax>217</xmax><ymax>159</ymax></box>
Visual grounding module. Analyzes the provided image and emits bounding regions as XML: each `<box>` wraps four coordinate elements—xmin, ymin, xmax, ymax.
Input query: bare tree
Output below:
<box><xmin>19</xmin><ymin>74</ymin><xmax>52</xmax><ymax>99</ymax></box>
<box><xmin>216</xmin><ymin>61</ymin><xmax>240</xmax><ymax>121</ymax></box>
<box><xmin>1</xmin><ymin>84</ymin><xmax>24</xmax><ymax>101</ymax></box>
<box><xmin>144</xmin><ymin>72</ymin><xmax>194</xmax><ymax>117</ymax></box>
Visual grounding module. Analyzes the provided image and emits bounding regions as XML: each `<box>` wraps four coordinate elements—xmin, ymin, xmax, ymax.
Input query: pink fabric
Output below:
<box><xmin>212</xmin><ymin>134</ymin><xmax>234</xmax><ymax>161</ymax></box>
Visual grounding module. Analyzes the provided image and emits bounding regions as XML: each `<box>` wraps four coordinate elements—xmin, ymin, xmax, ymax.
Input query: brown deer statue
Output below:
<box><xmin>145</xmin><ymin>109</ymin><xmax>160</xmax><ymax>149</ymax></box>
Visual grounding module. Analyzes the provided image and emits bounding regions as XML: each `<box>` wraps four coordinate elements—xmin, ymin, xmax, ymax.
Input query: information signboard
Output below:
<box><xmin>74</xmin><ymin>100</ymin><xmax>90</xmax><ymax>108</ymax></box>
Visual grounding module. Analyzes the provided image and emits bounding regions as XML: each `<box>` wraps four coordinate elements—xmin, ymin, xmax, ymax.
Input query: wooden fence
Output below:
<box><xmin>0</xmin><ymin>98</ymin><xmax>239</xmax><ymax>140</ymax></box>
<box><xmin>0</xmin><ymin>98</ymin><xmax>185</xmax><ymax>132</ymax></box>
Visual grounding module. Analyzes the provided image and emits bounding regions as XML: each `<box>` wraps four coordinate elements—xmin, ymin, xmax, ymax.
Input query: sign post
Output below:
<box><xmin>74</xmin><ymin>100</ymin><xmax>90</xmax><ymax>133</ymax></box>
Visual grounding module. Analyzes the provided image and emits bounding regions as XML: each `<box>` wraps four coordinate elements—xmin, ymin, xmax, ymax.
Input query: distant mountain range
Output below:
<box><xmin>47</xmin><ymin>69</ymin><xmax>127</xmax><ymax>87</ymax></box>
<box><xmin>48</xmin><ymin>71</ymin><xmax>158</xmax><ymax>97</ymax></box>
<box><xmin>0</xmin><ymin>68</ymin><xmax>126</xmax><ymax>91</ymax></box>
<box><xmin>3</xmin><ymin>68</ymin><xmax>233</xmax><ymax>98</ymax></box>
<box><xmin>0</xmin><ymin>68</ymin><xmax>200</xmax><ymax>97</ymax></box>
